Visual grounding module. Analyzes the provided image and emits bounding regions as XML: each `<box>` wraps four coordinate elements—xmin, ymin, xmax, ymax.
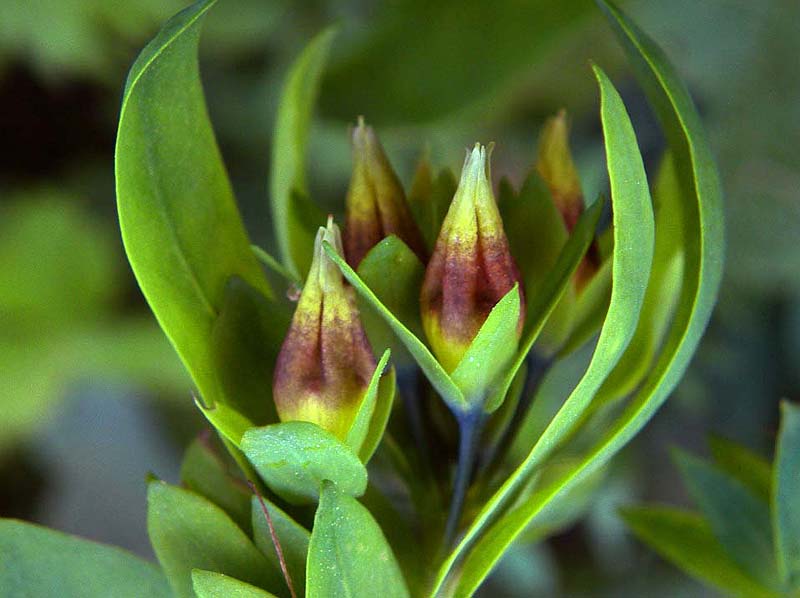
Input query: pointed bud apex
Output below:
<box><xmin>273</xmin><ymin>217</ymin><xmax>376</xmax><ymax>440</ymax></box>
<box><xmin>536</xmin><ymin>110</ymin><xmax>600</xmax><ymax>289</ymax></box>
<box><xmin>420</xmin><ymin>144</ymin><xmax>525</xmax><ymax>372</ymax></box>
<box><xmin>535</xmin><ymin>110</ymin><xmax>584</xmax><ymax>231</ymax></box>
<box><xmin>344</xmin><ymin>118</ymin><xmax>427</xmax><ymax>268</ymax></box>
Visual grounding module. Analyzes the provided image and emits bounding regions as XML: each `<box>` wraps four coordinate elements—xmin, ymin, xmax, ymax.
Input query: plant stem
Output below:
<box><xmin>443</xmin><ymin>411</ymin><xmax>484</xmax><ymax>548</ymax></box>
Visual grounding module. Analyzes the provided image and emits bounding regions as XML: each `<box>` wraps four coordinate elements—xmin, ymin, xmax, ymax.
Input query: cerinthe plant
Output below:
<box><xmin>0</xmin><ymin>1</ymin><xmax>726</xmax><ymax>597</ymax></box>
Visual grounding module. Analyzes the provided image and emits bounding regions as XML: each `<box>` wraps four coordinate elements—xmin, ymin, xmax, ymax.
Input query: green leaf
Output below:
<box><xmin>450</xmin><ymin>284</ymin><xmax>520</xmax><ymax>407</ymax></box>
<box><xmin>252</xmin><ymin>245</ymin><xmax>302</xmax><ymax>285</ymax></box>
<box><xmin>251</xmin><ymin>496</ymin><xmax>310</xmax><ymax>597</ymax></box>
<box><xmin>270</xmin><ymin>27</ymin><xmax>336</xmax><ymax>278</ymax></box>
<box><xmin>409</xmin><ymin>167</ymin><xmax>456</xmax><ymax>252</ymax></box>
<box><xmin>241</xmin><ymin>421</ymin><xmax>368</xmax><ymax>504</ymax></box>
<box><xmin>192</xmin><ymin>570</ymin><xmax>278</xmax><ymax>598</ymax></box>
<box><xmin>180</xmin><ymin>438</ymin><xmax>252</xmax><ymax>533</ymax></box>
<box><xmin>147</xmin><ymin>481</ymin><xmax>281</xmax><ymax>598</ymax></box>
<box><xmin>484</xmin><ymin>197</ymin><xmax>604</xmax><ymax>413</ymax></box>
<box><xmin>344</xmin><ymin>350</ymin><xmax>394</xmax><ymax>460</ymax></box>
<box><xmin>557</xmin><ymin>255</ymin><xmax>612</xmax><ymax>357</ymax></box>
<box><xmin>774</xmin><ymin>401</ymin><xmax>800</xmax><ymax>587</ymax></box>
<box><xmin>431</xmin><ymin>65</ymin><xmax>656</xmax><ymax>596</ymax></box>
<box><xmin>621</xmin><ymin>507</ymin><xmax>779</xmax><ymax>598</ymax></box>
<box><xmin>357</xmin><ymin>235</ymin><xmax>426</xmax><ymax>363</ymax></box>
<box><xmin>708</xmin><ymin>435</ymin><xmax>772</xmax><ymax>503</ymax></box>
<box><xmin>323</xmin><ymin>240</ymin><xmax>467</xmax><ymax>410</ymax></box>
<box><xmin>358</xmin><ymin>364</ymin><xmax>397</xmax><ymax>463</ymax></box>
<box><xmin>211</xmin><ymin>277</ymin><xmax>289</xmax><ymax>425</ymax></box>
<box><xmin>196</xmin><ymin>398</ymin><xmax>254</xmax><ymax>448</ymax></box>
<box><xmin>674</xmin><ymin>450</ymin><xmax>780</xmax><ymax>589</ymax></box>
<box><xmin>594</xmin><ymin>152</ymin><xmax>685</xmax><ymax>405</ymax></box>
<box><xmin>115</xmin><ymin>0</ymin><xmax>272</xmax><ymax>411</ymax></box>
<box><xmin>307</xmin><ymin>481</ymin><xmax>410</xmax><ymax>598</ymax></box>
<box><xmin>0</xmin><ymin>519</ymin><xmax>170</xmax><ymax>598</ymax></box>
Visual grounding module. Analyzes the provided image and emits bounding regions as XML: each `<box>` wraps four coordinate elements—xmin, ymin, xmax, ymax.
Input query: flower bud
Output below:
<box><xmin>420</xmin><ymin>144</ymin><xmax>525</xmax><ymax>372</ymax></box>
<box><xmin>344</xmin><ymin>117</ymin><xmax>427</xmax><ymax>268</ymax></box>
<box><xmin>535</xmin><ymin>110</ymin><xmax>599</xmax><ymax>287</ymax></box>
<box><xmin>273</xmin><ymin>217</ymin><xmax>376</xmax><ymax>440</ymax></box>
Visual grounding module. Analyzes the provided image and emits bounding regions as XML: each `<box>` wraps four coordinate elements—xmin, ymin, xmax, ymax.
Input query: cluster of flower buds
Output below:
<box><xmin>274</xmin><ymin>114</ymin><xmax>594</xmax><ymax>433</ymax></box>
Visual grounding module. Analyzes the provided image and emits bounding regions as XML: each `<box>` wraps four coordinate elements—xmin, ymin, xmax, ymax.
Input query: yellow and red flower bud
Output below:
<box><xmin>273</xmin><ymin>217</ymin><xmax>376</xmax><ymax>440</ymax></box>
<box><xmin>536</xmin><ymin>110</ymin><xmax>600</xmax><ymax>288</ymax></box>
<box><xmin>344</xmin><ymin>117</ymin><xmax>427</xmax><ymax>268</ymax></box>
<box><xmin>420</xmin><ymin>144</ymin><xmax>525</xmax><ymax>373</ymax></box>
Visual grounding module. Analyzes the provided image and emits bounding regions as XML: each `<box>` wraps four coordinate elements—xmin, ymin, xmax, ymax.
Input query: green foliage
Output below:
<box><xmin>0</xmin><ymin>519</ymin><xmax>170</xmax><ymax>597</ymax></box>
<box><xmin>624</xmin><ymin>403</ymin><xmax>800</xmax><ymax>596</ymax></box>
<box><xmin>192</xmin><ymin>570</ymin><xmax>279</xmax><ymax>598</ymax></box>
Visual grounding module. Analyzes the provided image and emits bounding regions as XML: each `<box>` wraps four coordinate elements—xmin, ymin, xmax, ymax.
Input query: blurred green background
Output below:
<box><xmin>0</xmin><ymin>0</ymin><xmax>797</xmax><ymax>595</ymax></box>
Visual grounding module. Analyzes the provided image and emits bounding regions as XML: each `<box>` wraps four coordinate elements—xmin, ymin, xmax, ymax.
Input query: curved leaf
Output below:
<box><xmin>147</xmin><ymin>481</ymin><xmax>280</xmax><ymax>598</ymax></box>
<box><xmin>270</xmin><ymin>28</ymin><xmax>336</xmax><ymax>278</ymax></box>
<box><xmin>192</xmin><ymin>570</ymin><xmax>278</xmax><ymax>598</ymax></box>
<box><xmin>0</xmin><ymin>519</ymin><xmax>170</xmax><ymax>598</ymax></box>
<box><xmin>345</xmin><ymin>349</ymin><xmax>392</xmax><ymax>455</ymax></box>
<box><xmin>432</xmin><ymin>65</ymin><xmax>655</xmax><ymax>596</ymax></box>
<box><xmin>307</xmin><ymin>481</ymin><xmax>410</xmax><ymax>598</ymax></box>
<box><xmin>115</xmin><ymin>0</ymin><xmax>271</xmax><ymax>410</ymax></box>
<box><xmin>434</xmin><ymin>1</ymin><xmax>725</xmax><ymax>593</ymax></box>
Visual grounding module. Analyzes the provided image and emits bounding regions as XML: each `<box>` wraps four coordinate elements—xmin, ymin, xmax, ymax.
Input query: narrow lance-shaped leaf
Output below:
<box><xmin>115</xmin><ymin>0</ymin><xmax>272</xmax><ymax>410</ymax></box>
<box><xmin>435</xmin><ymin>1</ymin><xmax>725</xmax><ymax>593</ymax></box>
<box><xmin>270</xmin><ymin>27</ymin><xmax>336</xmax><ymax>278</ymax></box>
<box><xmin>431</xmin><ymin>65</ymin><xmax>655</xmax><ymax>596</ymax></box>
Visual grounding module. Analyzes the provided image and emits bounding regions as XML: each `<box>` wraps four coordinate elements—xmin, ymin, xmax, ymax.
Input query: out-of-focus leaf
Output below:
<box><xmin>621</xmin><ymin>507</ymin><xmax>779</xmax><ymax>598</ymax></box>
<box><xmin>211</xmin><ymin>277</ymin><xmax>289</xmax><ymax>425</ymax></box>
<box><xmin>451</xmin><ymin>285</ymin><xmax>520</xmax><ymax>407</ymax></box>
<box><xmin>307</xmin><ymin>481</ymin><xmax>410</xmax><ymax>598</ymax></box>
<box><xmin>147</xmin><ymin>481</ymin><xmax>281</xmax><ymax>598</ymax></box>
<box><xmin>192</xmin><ymin>570</ymin><xmax>278</xmax><ymax>598</ymax></box>
<box><xmin>431</xmin><ymin>65</ymin><xmax>655</xmax><ymax>596</ymax></box>
<box><xmin>251</xmin><ymin>496</ymin><xmax>310</xmax><ymax>597</ymax></box>
<box><xmin>0</xmin><ymin>519</ymin><xmax>170</xmax><ymax>598</ymax></box>
<box><xmin>116</xmin><ymin>0</ymin><xmax>272</xmax><ymax>412</ymax></box>
<box><xmin>180</xmin><ymin>438</ymin><xmax>251</xmax><ymax>533</ymax></box>
<box><xmin>773</xmin><ymin>401</ymin><xmax>800</xmax><ymax>587</ymax></box>
<box><xmin>708</xmin><ymin>435</ymin><xmax>771</xmax><ymax>503</ymax></box>
<box><xmin>270</xmin><ymin>27</ymin><xmax>336</xmax><ymax>278</ymax></box>
<box><xmin>320</xmin><ymin>0</ymin><xmax>595</xmax><ymax>124</ymax></box>
<box><xmin>675</xmin><ymin>450</ymin><xmax>780</xmax><ymax>589</ymax></box>
<box><xmin>241</xmin><ymin>422</ymin><xmax>367</xmax><ymax>504</ymax></box>
<box><xmin>409</xmin><ymin>164</ymin><xmax>456</xmax><ymax>252</ymax></box>
<box><xmin>357</xmin><ymin>235</ymin><xmax>426</xmax><ymax>364</ymax></box>
<box><xmin>323</xmin><ymin>241</ymin><xmax>467</xmax><ymax>410</ymax></box>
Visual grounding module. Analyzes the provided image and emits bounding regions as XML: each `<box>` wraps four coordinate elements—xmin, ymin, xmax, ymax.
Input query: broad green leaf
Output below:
<box><xmin>344</xmin><ymin>350</ymin><xmax>393</xmax><ymax>459</ymax></box>
<box><xmin>180</xmin><ymin>438</ymin><xmax>252</xmax><ymax>533</ymax></box>
<box><xmin>192</xmin><ymin>570</ymin><xmax>278</xmax><ymax>598</ymax></box>
<box><xmin>432</xmin><ymin>66</ymin><xmax>656</xmax><ymax>596</ymax></box>
<box><xmin>270</xmin><ymin>28</ymin><xmax>336</xmax><ymax>278</ymax></box>
<box><xmin>211</xmin><ymin>277</ymin><xmax>288</xmax><ymax>425</ymax></box>
<box><xmin>251</xmin><ymin>496</ymin><xmax>310</xmax><ymax>597</ymax></box>
<box><xmin>307</xmin><ymin>481</ymin><xmax>410</xmax><ymax>598</ymax></box>
<box><xmin>432</xmin><ymin>1</ymin><xmax>726</xmax><ymax>593</ymax></box>
<box><xmin>147</xmin><ymin>481</ymin><xmax>281</xmax><ymax>598</ymax></box>
<box><xmin>450</xmin><ymin>285</ymin><xmax>520</xmax><ymax>407</ymax></box>
<box><xmin>357</xmin><ymin>236</ymin><xmax>426</xmax><ymax>363</ymax></box>
<box><xmin>358</xmin><ymin>365</ymin><xmax>397</xmax><ymax>463</ymax></box>
<box><xmin>241</xmin><ymin>421</ymin><xmax>367</xmax><ymax>504</ymax></box>
<box><xmin>323</xmin><ymin>241</ymin><xmax>467</xmax><ymax>410</ymax></box>
<box><xmin>0</xmin><ymin>519</ymin><xmax>170</xmax><ymax>598</ymax></box>
<box><xmin>196</xmin><ymin>398</ymin><xmax>254</xmax><ymax>448</ymax></box>
<box><xmin>116</xmin><ymin>0</ymin><xmax>272</xmax><ymax>411</ymax></box>
<box><xmin>621</xmin><ymin>507</ymin><xmax>779</xmax><ymax>598</ymax></box>
<box><xmin>594</xmin><ymin>153</ymin><xmax>685</xmax><ymax>405</ymax></box>
<box><xmin>484</xmin><ymin>198</ymin><xmax>604</xmax><ymax>413</ymax></box>
<box><xmin>774</xmin><ymin>401</ymin><xmax>800</xmax><ymax>586</ymax></box>
<box><xmin>708</xmin><ymin>435</ymin><xmax>772</xmax><ymax>503</ymax></box>
<box><xmin>675</xmin><ymin>450</ymin><xmax>780</xmax><ymax>589</ymax></box>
